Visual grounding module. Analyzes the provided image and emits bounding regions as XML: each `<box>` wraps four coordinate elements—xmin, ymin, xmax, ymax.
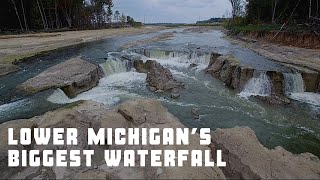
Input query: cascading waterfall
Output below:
<box><xmin>99</xmin><ymin>58</ymin><xmax>132</xmax><ymax>77</ymax></box>
<box><xmin>283</xmin><ymin>73</ymin><xmax>305</xmax><ymax>93</ymax></box>
<box><xmin>283</xmin><ymin>73</ymin><xmax>320</xmax><ymax>106</ymax></box>
<box><xmin>136</xmin><ymin>49</ymin><xmax>211</xmax><ymax>68</ymax></box>
<box><xmin>240</xmin><ymin>71</ymin><xmax>272</xmax><ymax>97</ymax></box>
<box><xmin>47</xmin><ymin>89</ymin><xmax>71</xmax><ymax>104</ymax></box>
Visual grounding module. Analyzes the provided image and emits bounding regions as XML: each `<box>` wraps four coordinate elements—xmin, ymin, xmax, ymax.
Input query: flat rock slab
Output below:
<box><xmin>210</xmin><ymin>126</ymin><xmax>320</xmax><ymax>179</ymax></box>
<box><xmin>0</xmin><ymin>99</ymin><xmax>225</xmax><ymax>179</ymax></box>
<box><xmin>17</xmin><ymin>58</ymin><xmax>100</xmax><ymax>98</ymax></box>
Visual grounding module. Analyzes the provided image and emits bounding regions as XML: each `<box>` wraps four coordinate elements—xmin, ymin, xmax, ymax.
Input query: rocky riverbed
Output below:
<box><xmin>1</xmin><ymin>27</ymin><xmax>320</xmax><ymax>179</ymax></box>
<box><xmin>1</xmin><ymin>98</ymin><xmax>319</xmax><ymax>179</ymax></box>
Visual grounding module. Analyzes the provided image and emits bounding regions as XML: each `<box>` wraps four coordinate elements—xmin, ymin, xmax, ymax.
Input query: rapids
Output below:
<box><xmin>1</xmin><ymin>28</ymin><xmax>320</xmax><ymax>158</ymax></box>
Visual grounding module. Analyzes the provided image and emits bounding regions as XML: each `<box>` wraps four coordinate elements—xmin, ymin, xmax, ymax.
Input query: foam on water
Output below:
<box><xmin>289</xmin><ymin>92</ymin><xmax>320</xmax><ymax>107</ymax></box>
<box><xmin>0</xmin><ymin>100</ymin><xmax>27</xmax><ymax>115</ymax></box>
<box><xmin>48</xmin><ymin>71</ymin><xmax>147</xmax><ymax>106</ymax></box>
<box><xmin>283</xmin><ymin>73</ymin><xmax>320</xmax><ymax>107</ymax></box>
<box><xmin>47</xmin><ymin>89</ymin><xmax>71</xmax><ymax>104</ymax></box>
<box><xmin>240</xmin><ymin>72</ymin><xmax>272</xmax><ymax>98</ymax></box>
<box><xmin>283</xmin><ymin>73</ymin><xmax>305</xmax><ymax>93</ymax></box>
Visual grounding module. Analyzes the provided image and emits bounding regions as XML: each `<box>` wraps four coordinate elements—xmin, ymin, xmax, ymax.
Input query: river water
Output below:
<box><xmin>1</xmin><ymin>28</ymin><xmax>320</xmax><ymax>157</ymax></box>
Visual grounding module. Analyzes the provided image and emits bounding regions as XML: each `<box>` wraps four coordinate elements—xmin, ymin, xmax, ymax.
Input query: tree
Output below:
<box><xmin>120</xmin><ymin>13</ymin><xmax>126</xmax><ymax>25</ymax></box>
<box><xmin>106</xmin><ymin>0</ymin><xmax>113</xmax><ymax>23</ymax></box>
<box><xmin>8</xmin><ymin>0</ymin><xmax>24</xmax><ymax>31</ymax></box>
<box><xmin>126</xmin><ymin>15</ymin><xmax>134</xmax><ymax>24</ymax></box>
<box><xmin>36</xmin><ymin>0</ymin><xmax>47</xmax><ymax>29</ymax></box>
<box><xmin>20</xmin><ymin>0</ymin><xmax>28</xmax><ymax>30</ymax></box>
<box><xmin>229</xmin><ymin>0</ymin><xmax>243</xmax><ymax>19</ymax></box>
<box><xmin>272</xmin><ymin>0</ymin><xmax>279</xmax><ymax>23</ymax></box>
<box><xmin>113</xmin><ymin>10</ymin><xmax>120</xmax><ymax>22</ymax></box>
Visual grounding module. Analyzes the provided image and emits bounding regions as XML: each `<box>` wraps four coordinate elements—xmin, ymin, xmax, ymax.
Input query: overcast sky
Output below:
<box><xmin>113</xmin><ymin>0</ymin><xmax>232</xmax><ymax>23</ymax></box>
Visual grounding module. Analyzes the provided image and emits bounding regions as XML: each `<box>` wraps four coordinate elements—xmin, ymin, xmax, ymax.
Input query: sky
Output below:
<box><xmin>113</xmin><ymin>0</ymin><xmax>232</xmax><ymax>23</ymax></box>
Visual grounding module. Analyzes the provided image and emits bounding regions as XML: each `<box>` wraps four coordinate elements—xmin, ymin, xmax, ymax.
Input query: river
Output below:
<box><xmin>0</xmin><ymin>27</ymin><xmax>320</xmax><ymax>157</ymax></box>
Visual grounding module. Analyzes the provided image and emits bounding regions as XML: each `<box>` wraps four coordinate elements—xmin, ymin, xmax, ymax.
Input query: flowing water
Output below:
<box><xmin>283</xmin><ymin>73</ymin><xmax>305</xmax><ymax>93</ymax></box>
<box><xmin>240</xmin><ymin>72</ymin><xmax>272</xmax><ymax>98</ymax></box>
<box><xmin>1</xmin><ymin>28</ymin><xmax>320</xmax><ymax>157</ymax></box>
<box><xmin>283</xmin><ymin>73</ymin><xmax>320</xmax><ymax>107</ymax></box>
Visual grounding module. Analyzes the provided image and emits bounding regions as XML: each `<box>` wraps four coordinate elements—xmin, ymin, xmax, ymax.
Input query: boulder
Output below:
<box><xmin>134</xmin><ymin>60</ymin><xmax>148</xmax><ymax>73</ymax></box>
<box><xmin>134</xmin><ymin>60</ymin><xmax>184</xmax><ymax>93</ymax></box>
<box><xmin>266</xmin><ymin>71</ymin><xmax>284</xmax><ymax>95</ymax></box>
<box><xmin>1</xmin><ymin>99</ymin><xmax>226</xmax><ymax>179</ymax></box>
<box><xmin>0</xmin><ymin>119</ymin><xmax>38</xmax><ymax>178</ymax></box>
<box><xmin>254</xmin><ymin>95</ymin><xmax>291</xmax><ymax>105</ymax></box>
<box><xmin>210</xmin><ymin>126</ymin><xmax>320</xmax><ymax>179</ymax></box>
<box><xmin>231</xmin><ymin>66</ymin><xmax>254</xmax><ymax>90</ymax></box>
<box><xmin>0</xmin><ymin>63</ymin><xmax>20</xmax><ymax>76</ymax></box>
<box><xmin>170</xmin><ymin>88</ymin><xmax>181</xmax><ymax>99</ymax></box>
<box><xmin>219</xmin><ymin>56</ymin><xmax>240</xmax><ymax>85</ymax></box>
<box><xmin>207</xmin><ymin>53</ymin><xmax>222</xmax><ymax>67</ymax></box>
<box><xmin>17</xmin><ymin>58</ymin><xmax>100</xmax><ymax>98</ymax></box>
<box><xmin>114</xmin><ymin>99</ymin><xmax>226</xmax><ymax>179</ymax></box>
<box><xmin>191</xmin><ymin>108</ymin><xmax>200</xmax><ymax>119</ymax></box>
<box><xmin>145</xmin><ymin>60</ymin><xmax>184</xmax><ymax>92</ymax></box>
<box><xmin>207</xmin><ymin>55</ymin><xmax>242</xmax><ymax>88</ymax></box>
<box><xmin>206</xmin><ymin>56</ymin><xmax>225</xmax><ymax>77</ymax></box>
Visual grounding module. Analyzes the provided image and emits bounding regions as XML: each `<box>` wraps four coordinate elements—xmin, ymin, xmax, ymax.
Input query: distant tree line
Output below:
<box><xmin>229</xmin><ymin>0</ymin><xmax>320</xmax><ymax>25</ymax></box>
<box><xmin>196</xmin><ymin>18</ymin><xmax>228</xmax><ymax>24</ymax></box>
<box><xmin>0</xmin><ymin>0</ymin><xmax>141</xmax><ymax>32</ymax></box>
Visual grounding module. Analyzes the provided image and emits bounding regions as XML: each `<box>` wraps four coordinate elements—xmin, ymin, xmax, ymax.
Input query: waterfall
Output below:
<box><xmin>240</xmin><ymin>72</ymin><xmax>272</xmax><ymax>97</ymax></box>
<box><xmin>283</xmin><ymin>73</ymin><xmax>320</xmax><ymax>106</ymax></box>
<box><xmin>99</xmin><ymin>58</ymin><xmax>132</xmax><ymax>77</ymax></box>
<box><xmin>139</xmin><ymin>49</ymin><xmax>211</xmax><ymax>67</ymax></box>
<box><xmin>283</xmin><ymin>73</ymin><xmax>305</xmax><ymax>93</ymax></box>
<box><xmin>47</xmin><ymin>89</ymin><xmax>71</xmax><ymax>104</ymax></box>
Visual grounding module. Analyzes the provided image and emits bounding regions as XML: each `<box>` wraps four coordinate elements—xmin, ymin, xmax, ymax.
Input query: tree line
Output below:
<box><xmin>229</xmin><ymin>0</ymin><xmax>320</xmax><ymax>25</ymax></box>
<box><xmin>0</xmin><ymin>0</ymin><xmax>140</xmax><ymax>31</ymax></box>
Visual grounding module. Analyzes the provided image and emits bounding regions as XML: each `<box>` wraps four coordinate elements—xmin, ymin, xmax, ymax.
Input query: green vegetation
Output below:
<box><xmin>226</xmin><ymin>0</ymin><xmax>320</xmax><ymax>34</ymax></box>
<box><xmin>1</xmin><ymin>0</ymin><xmax>142</xmax><ymax>32</ymax></box>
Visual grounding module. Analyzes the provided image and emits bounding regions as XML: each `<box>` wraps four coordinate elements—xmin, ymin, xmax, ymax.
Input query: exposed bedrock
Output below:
<box><xmin>301</xmin><ymin>72</ymin><xmax>320</xmax><ymax>92</ymax></box>
<box><xmin>17</xmin><ymin>58</ymin><xmax>101</xmax><ymax>98</ymax></box>
<box><xmin>206</xmin><ymin>54</ymin><xmax>254</xmax><ymax>90</ymax></box>
<box><xmin>134</xmin><ymin>60</ymin><xmax>184</xmax><ymax>96</ymax></box>
<box><xmin>266</xmin><ymin>71</ymin><xmax>284</xmax><ymax>95</ymax></box>
<box><xmin>206</xmin><ymin>53</ymin><xmax>320</xmax><ymax>95</ymax></box>
<box><xmin>210</xmin><ymin>126</ymin><xmax>320</xmax><ymax>179</ymax></box>
<box><xmin>254</xmin><ymin>95</ymin><xmax>291</xmax><ymax>105</ymax></box>
<box><xmin>0</xmin><ymin>99</ymin><xmax>225</xmax><ymax>179</ymax></box>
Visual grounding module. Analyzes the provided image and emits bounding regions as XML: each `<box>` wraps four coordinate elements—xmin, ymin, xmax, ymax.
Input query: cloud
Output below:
<box><xmin>113</xmin><ymin>0</ymin><xmax>232</xmax><ymax>23</ymax></box>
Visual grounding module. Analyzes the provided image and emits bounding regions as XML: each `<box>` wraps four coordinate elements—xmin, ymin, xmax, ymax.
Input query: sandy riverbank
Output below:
<box><xmin>227</xmin><ymin>35</ymin><xmax>320</xmax><ymax>73</ymax></box>
<box><xmin>0</xmin><ymin>26</ymin><xmax>167</xmax><ymax>76</ymax></box>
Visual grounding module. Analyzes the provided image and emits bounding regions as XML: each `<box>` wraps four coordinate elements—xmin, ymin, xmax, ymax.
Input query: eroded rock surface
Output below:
<box><xmin>210</xmin><ymin>126</ymin><xmax>320</xmax><ymax>179</ymax></box>
<box><xmin>134</xmin><ymin>60</ymin><xmax>184</xmax><ymax>97</ymax></box>
<box><xmin>0</xmin><ymin>99</ymin><xmax>225</xmax><ymax>179</ymax></box>
<box><xmin>254</xmin><ymin>95</ymin><xmax>291</xmax><ymax>105</ymax></box>
<box><xmin>207</xmin><ymin>54</ymin><xmax>254</xmax><ymax>90</ymax></box>
<box><xmin>17</xmin><ymin>58</ymin><xmax>100</xmax><ymax>98</ymax></box>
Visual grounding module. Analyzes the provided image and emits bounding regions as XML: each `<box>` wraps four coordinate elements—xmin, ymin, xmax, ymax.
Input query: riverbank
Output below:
<box><xmin>0</xmin><ymin>26</ymin><xmax>167</xmax><ymax>76</ymax></box>
<box><xmin>226</xmin><ymin>30</ymin><xmax>320</xmax><ymax>73</ymax></box>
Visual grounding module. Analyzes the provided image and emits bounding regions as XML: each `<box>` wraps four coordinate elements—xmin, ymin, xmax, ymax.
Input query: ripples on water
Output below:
<box><xmin>1</xmin><ymin>28</ymin><xmax>320</xmax><ymax>157</ymax></box>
